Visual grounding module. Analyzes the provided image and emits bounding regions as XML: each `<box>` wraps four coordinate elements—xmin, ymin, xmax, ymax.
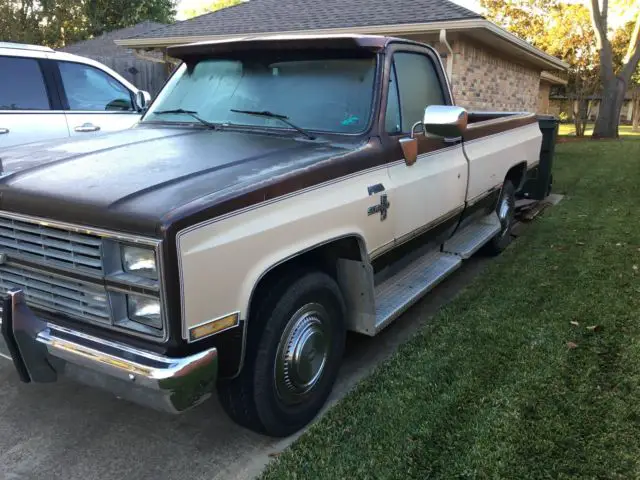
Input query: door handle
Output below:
<box><xmin>74</xmin><ymin>123</ymin><xmax>100</xmax><ymax>133</ymax></box>
<box><xmin>0</xmin><ymin>128</ymin><xmax>9</xmax><ymax>135</ymax></box>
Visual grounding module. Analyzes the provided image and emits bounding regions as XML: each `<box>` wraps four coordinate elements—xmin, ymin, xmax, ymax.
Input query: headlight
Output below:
<box><xmin>122</xmin><ymin>246</ymin><xmax>157</xmax><ymax>280</ymax></box>
<box><xmin>127</xmin><ymin>294</ymin><xmax>162</xmax><ymax>329</ymax></box>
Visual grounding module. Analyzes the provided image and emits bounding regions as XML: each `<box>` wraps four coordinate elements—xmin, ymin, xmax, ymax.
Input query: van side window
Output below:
<box><xmin>0</xmin><ymin>57</ymin><xmax>50</xmax><ymax>110</ymax></box>
<box><xmin>392</xmin><ymin>52</ymin><xmax>445</xmax><ymax>133</ymax></box>
<box><xmin>58</xmin><ymin>62</ymin><xmax>134</xmax><ymax>112</ymax></box>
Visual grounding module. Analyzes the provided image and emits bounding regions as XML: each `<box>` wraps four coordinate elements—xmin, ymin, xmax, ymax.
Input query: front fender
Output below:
<box><xmin>175</xmin><ymin>164</ymin><xmax>392</xmax><ymax>342</ymax></box>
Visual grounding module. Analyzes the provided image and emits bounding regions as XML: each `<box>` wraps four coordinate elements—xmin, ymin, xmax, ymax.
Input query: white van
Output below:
<box><xmin>0</xmin><ymin>42</ymin><xmax>151</xmax><ymax>149</ymax></box>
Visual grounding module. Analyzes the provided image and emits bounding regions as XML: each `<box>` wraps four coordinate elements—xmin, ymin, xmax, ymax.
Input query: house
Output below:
<box><xmin>549</xmin><ymin>91</ymin><xmax>637</xmax><ymax>123</ymax></box>
<box><xmin>60</xmin><ymin>21</ymin><xmax>169</xmax><ymax>96</ymax></box>
<box><xmin>116</xmin><ymin>0</ymin><xmax>568</xmax><ymax>113</ymax></box>
<box><xmin>538</xmin><ymin>71</ymin><xmax>569</xmax><ymax>115</ymax></box>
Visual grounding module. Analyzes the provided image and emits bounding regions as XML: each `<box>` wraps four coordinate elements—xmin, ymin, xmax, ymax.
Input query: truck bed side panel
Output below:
<box><xmin>463</xmin><ymin>117</ymin><xmax>542</xmax><ymax>202</ymax></box>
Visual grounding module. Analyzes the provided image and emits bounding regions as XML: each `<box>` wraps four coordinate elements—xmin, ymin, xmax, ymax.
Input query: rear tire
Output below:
<box><xmin>484</xmin><ymin>179</ymin><xmax>516</xmax><ymax>256</ymax></box>
<box><xmin>546</xmin><ymin>173</ymin><xmax>553</xmax><ymax>197</ymax></box>
<box><xmin>218</xmin><ymin>270</ymin><xmax>346</xmax><ymax>437</ymax></box>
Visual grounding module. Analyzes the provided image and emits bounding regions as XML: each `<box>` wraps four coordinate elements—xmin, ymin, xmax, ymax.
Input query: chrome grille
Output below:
<box><xmin>0</xmin><ymin>265</ymin><xmax>110</xmax><ymax>323</ymax></box>
<box><xmin>0</xmin><ymin>218</ymin><xmax>103</xmax><ymax>273</ymax></box>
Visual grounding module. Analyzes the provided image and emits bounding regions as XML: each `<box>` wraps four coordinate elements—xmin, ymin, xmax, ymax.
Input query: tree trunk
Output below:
<box><xmin>573</xmin><ymin>98</ymin><xmax>589</xmax><ymax>137</ymax></box>
<box><xmin>573</xmin><ymin>104</ymin><xmax>582</xmax><ymax>137</ymax></box>
<box><xmin>592</xmin><ymin>78</ymin><xmax>626</xmax><ymax>138</ymax></box>
<box><xmin>633</xmin><ymin>94</ymin><xmax>640</xmax><ymax>132</ymax></box>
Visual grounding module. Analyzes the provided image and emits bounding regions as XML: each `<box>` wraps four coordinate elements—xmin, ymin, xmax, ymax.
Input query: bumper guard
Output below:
<box><xmin>0</xmin><ymin>289</ymin><xmax>218</xmax><ymax>413</ymax></box>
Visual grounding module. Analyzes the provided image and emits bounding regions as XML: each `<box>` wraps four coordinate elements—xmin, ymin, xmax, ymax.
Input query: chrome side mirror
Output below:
<box><xmin>423</xmin><ymin>105</ymin><xmax>468</xmax><ymax>138</ymax></box>
<box><xmin>134</xmin><ymin>90</ymin><xmax>152</xmax><ymax>112</ymax></box>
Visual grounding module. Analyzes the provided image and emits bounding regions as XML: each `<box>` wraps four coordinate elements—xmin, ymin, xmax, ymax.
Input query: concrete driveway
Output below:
<box><xmin>0</xmin><ymin>243</ymin><xmax>512</xmax><ymax>480</ymax></box>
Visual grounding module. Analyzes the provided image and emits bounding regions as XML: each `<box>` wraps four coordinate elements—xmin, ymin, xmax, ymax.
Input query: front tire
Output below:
<box><xmin>484</xmin><ymin>179</ymin><xmax>516</xmax><ymax>255</ymax></box>
<box><xmin>218</xmin><ymin>270</ymin><xmax>346</xmax><ymax>437</ymax></box>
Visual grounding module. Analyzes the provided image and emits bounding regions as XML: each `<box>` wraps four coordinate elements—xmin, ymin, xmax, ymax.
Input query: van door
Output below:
<box><xmin>0</xmin><ymin>56</ymin><xmax>69</xmax><ymax>149</ymax></box>
<box><xmin>56</xmin><ymin>61</ymin><xmax>142</xmax><ymax>138</ymax></box>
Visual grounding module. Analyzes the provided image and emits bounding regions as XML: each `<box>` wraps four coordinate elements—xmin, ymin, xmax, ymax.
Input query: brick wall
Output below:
<box><xmin>448</xmin><ymin>37</ymin><xmax>541</xmax><ymax>113</ymax></box>
<box><xmin>538</xmin><ymin>81</ymin><xmax>551</xmax><ymax>114</ymax></box>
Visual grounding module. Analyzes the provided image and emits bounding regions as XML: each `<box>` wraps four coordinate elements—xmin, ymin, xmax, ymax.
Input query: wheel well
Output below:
<box><xmin>247</xmin><ymin>236</ymin><xmax>366</xmax><ymax>322</ymax></box>
<box><xmin>506</xmin><ymin>162</ymin><xmax>528</xmax><ymax>191</ymax></box>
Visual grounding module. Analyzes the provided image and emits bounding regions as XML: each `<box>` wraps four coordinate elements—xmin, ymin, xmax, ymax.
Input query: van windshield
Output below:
<box><xmin>143</xmin><ymin>53</ymin><xmax>377</xmax><ymax>134</ymax></box>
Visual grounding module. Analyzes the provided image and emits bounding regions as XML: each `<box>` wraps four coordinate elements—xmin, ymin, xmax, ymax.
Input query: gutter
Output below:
<box><xmin>439</xmin><ymin>29</ymin><xmax>454</xmax><ymax>80</ymax></box>
<box><xmin>115</xmin><ymin>18</ymin><xmax>569</xmax><ymax>71</ymax></box>
<box><xmin>540</xmin><ymin>71</ymin><xmax>568</xmax><ymax>85</ymax></box>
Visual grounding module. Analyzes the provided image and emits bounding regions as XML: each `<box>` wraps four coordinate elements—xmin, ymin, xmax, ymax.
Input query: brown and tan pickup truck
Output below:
<box><xmin>0</xmin><ymin>34</ymin><xmax>542</xmax><ymax>437</ymax></box>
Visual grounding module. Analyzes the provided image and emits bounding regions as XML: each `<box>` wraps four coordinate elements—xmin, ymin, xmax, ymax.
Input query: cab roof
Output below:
<box><xmin>167</xmin><ymin>34</ymin><xmax>421</xmax><ymax>60</ymax></box>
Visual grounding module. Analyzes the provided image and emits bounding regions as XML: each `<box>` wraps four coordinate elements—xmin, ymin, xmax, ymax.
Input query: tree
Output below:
<box><xmin>85</xmin><ymin>0</ymin><xmax>176</xmax><ymax>37</ymax></box>
<box><xmin>482</xmin><ymin>0</ymin><xmax>600</xmax><ymax>137</ymax></box>
<box><xmin>632</xmin><ymin>87</ymin><xmax>640</xmax><ymax>131</ymax></box>
<box><xmin>482</xmin><ymin>0</ymin><xmax>640</xmax><ymax>138</ymax></box>
<box><xmin>588</xmin><ymin>0</ymin><xmax>640</xmax><ymax>137</ymax></box>
<box><xmin>0</xmin><ymin>1</ymin><xmax>44</xmax><ymax>45</ymax></box>
<box><xmin>183</xmin><ymin>0</ymin><xmax>242</xmax><ymax>19</ymax></box>
<box><xmin>0</xmin><ymin>0</ymin><xmax>177</xmax><ymax>48</ymax></box>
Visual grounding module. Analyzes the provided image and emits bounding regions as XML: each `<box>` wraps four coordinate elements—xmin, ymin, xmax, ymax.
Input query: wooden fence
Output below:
<box><xmin>89</xmin><ymin>55</ymin><xmax>168</xmax><ymax>98</ymax></box>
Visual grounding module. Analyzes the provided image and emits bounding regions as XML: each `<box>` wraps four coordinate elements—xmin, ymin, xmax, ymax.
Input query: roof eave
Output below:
<box><xmin>115</xmin><ymin>19</ymin><xmax>568</xmax><ymax>71</ymax></box>
<box><xmin>541</xmin><ymin>71</ymin><xmax>569</xmax><ymax>85</ymax></box>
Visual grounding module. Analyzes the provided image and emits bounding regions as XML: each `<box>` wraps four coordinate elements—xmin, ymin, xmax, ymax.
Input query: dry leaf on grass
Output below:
<box><xmin>570</xmin><ymin>321</ymin><xmax>580</xmax><ymax>326</ymax></box>
<box><xmin>587</xmin><ymin>325</ymin><xmax>603</xmax><ymax>332</ymax></box>
<box><xmin>567</xmin><ymin>342</ymin><xmax>578</xmax><ymax>349</ymax></box>
<box><xmin>576</xmin><ymin>242</ymin><xmax>585</xmax><ymax>246</ymax></box>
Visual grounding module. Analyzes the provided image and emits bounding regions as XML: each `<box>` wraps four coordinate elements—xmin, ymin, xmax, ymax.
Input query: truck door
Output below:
<box><xmin>382</xmin><ymin>47</ymin><xmax>468</xmax><ymax>245</ymax></box>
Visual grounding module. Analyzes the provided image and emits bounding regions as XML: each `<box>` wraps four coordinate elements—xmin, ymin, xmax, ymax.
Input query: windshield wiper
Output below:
<box><xmin>154</xmin><ymin>109</ymin><xmax>219</xmax><ymax>130</ymax></box>
<box><xmin>230</xmin><ymin>109</ymin><xmax>316</xmax><ymax>140</ymax></box>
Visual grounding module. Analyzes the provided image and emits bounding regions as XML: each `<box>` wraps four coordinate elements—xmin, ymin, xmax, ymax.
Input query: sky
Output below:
<box><xmin>176</xmin><ymin>0</ymin><xmax>483</xmax><ymax>20</ymax></box>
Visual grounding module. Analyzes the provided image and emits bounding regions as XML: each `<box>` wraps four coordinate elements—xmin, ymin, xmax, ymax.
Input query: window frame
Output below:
<box><xmin>54</xmin><ymin>60</ymin><xmax>137</xmax><ymax>114</ymax></box>
<box><xmin>378</xmin><ymin>43</ymin><xmax>453</xmax><ymax>139</ymax></box>
<box><xmin>0</xmin><ymin>55</ymin><xmax>57</xmax><ymax>112</ymax></box>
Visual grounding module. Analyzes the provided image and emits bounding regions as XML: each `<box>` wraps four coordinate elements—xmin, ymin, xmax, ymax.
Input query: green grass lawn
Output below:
<box><xmin>262</xmin><ymin>139</ymin><xmax>640</xmax><ymax>479</ymax></box>
<box><xmin>559</xmin><ymin>123</ymin><xmax>640</xmax><ymax>137</ymax></box>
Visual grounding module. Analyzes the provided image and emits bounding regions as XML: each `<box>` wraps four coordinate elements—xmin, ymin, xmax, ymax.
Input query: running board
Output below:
<box><xmin>443</xmin><ymin>212</ymin><xmax>501</xmax><ymax>259</ymax></box>
<box><xmin>373</xmin><ymin>250</ymin><xmax>462</xmax><ymax>334</ymax></box>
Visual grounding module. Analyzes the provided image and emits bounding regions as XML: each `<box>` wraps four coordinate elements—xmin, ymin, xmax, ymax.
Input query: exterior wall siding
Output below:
<box><xmin>538</xmin><ymin>81</ymin><xmax>551</xmax><ymax>114</ymax></box>
<box><xmin>448</xmin><ymin>37</ymin><xmax>541</xmax><ymax>113</ymax></box>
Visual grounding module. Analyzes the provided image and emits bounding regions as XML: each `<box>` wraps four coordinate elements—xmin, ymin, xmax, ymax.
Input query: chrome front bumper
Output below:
<box><xmin>0</xmin><ymin>289</ymin><xmax>218</xmax><ymax>413</ymax></box>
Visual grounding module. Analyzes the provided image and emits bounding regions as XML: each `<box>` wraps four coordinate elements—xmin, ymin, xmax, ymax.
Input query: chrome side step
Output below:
<box><xmin>443</xmin><ymin>212</ymin><xmax>501</xmax><ymax>259</ymax></box>
<box><xmin>373</xmin><ymin>250</ymin><xmax>462</xmax><ymax>334</ymax></box>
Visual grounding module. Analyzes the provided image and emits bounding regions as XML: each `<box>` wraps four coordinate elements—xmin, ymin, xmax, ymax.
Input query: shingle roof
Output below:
<box><xmin>129</xmin><ymin>0</ymin><xmax>481</xmax><ymax>40</ymax></box>
<box><xmin>60</xmin><ymin>21</ymin><xmax>167</xmax><ymax>58</ymax></box>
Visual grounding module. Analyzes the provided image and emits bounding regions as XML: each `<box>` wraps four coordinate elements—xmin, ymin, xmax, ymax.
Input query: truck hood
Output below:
<box><xmin>0</xmin><ymin>126</ymin><xmax>353</xmax><ymax>236</ymax></box>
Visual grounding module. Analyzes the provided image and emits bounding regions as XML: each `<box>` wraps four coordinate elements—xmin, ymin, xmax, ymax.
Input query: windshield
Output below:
<box><xmin>143</xmin><ymin>53</ymin><xmax>377</xmax><ymax>134</ymax></box>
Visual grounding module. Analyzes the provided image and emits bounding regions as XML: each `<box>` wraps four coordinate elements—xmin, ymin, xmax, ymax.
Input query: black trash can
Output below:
<box><xmin>518</xmin><ymin>115</ymin><xmax>560</xmax><ymax>200</ymax></box>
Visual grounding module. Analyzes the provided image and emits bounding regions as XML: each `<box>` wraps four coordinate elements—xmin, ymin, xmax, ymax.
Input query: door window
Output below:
<box><xmin>59</xmin><ymin>62</ymin><xmax>134</xmax><ymax>112</ymax></box>
<box><xmin>391</xmin><ymin>52</ymin><xmax>445</xmax><ymax>133</ymax></box>
<box><xmin>0</xmin><ymin>56</ymin><xmax>50</xmax><ymax>110</ymax></box>
<box><xmin>384</xmin><ymin>62</ymin><xmax>402</xmax><ymax>134</ymax></box>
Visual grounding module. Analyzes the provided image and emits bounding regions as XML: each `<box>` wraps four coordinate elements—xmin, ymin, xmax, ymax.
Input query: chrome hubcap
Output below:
<box><xmin>275</xmin><ymin>303</ymin><xmax>330</xmax><ymax>405</ymax></box>
<box><xmin>498</xmin><ymin>194</ymin><xmax>514</xmax><ymax>237</ymax></box>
